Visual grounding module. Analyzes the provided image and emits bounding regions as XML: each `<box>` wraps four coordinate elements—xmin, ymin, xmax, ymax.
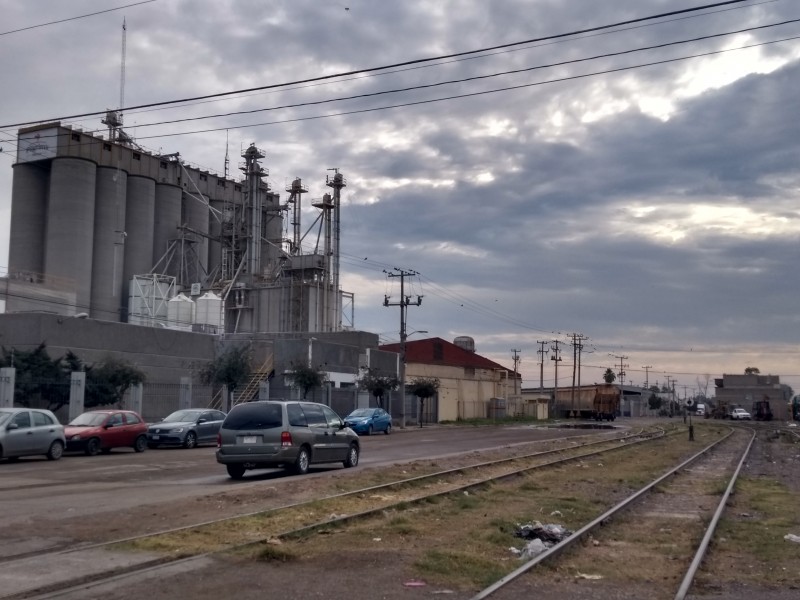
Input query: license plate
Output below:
<box><xmin>242</xmin><ymin>436</ymin><xmax>257</xmax><ymax>444</ymax></box>
<box><xmin>151</xmin><ymin>435</ymin><xmax>160</xmax><ymax>440</ymax></box>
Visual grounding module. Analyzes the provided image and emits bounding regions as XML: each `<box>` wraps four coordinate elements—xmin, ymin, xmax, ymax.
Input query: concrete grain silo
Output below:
<box><xmin>122</xmin><ymin>175</ymin><xmax>156</xmax><ymax>313</ymax></box>
<box><xmin>90</xmin><ymin>166</ymin><xmax>127</xmax><ymax>320</ymax></box>
<box><xmin>8</xmin><ymin>162</ymin><xmax>49</xmax><ymax>276</ymax></box>
<box><xmin>44</xmin><ymin>157</ymin><xmax>97</xmax><ymax>313</ymax></box>
<box><xmin>184</xmin><ymin>190</ymin><xmax>210</xmax><ymax>276</ymax></box>
<box><xmin>152</xmin><ymin>182</ymin><xmax>182</xmax><ymax>274</ymax></box>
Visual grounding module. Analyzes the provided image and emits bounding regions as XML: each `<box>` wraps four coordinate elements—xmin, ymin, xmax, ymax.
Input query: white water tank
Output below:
<box><xmin>167</xmin><ymin>293</ymin><xmax>195</xmax><ymax>331</ymax></box>
<box><xmin>196</xmin><ymin>291</ymin><xmax>223</xmax><ymax>331</ymax></box>
<box><xmin>454</xmin><ymin>336</ymin><xmax>475</xmax><ymax>353</ymax></box>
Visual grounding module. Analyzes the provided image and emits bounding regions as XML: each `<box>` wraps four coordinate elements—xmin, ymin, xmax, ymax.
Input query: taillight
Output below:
<box><xmin>280</xmin><ymin>431</ymin><xmax>292</xmax><ymax>447</ymax></box>
<box><xmin>217</xmin><ymin>433</ymin><xmax>221</xmax><ymax>448</ymax></box>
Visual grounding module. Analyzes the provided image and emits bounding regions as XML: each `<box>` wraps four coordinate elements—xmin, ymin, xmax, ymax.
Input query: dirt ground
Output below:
<box><xmin>32</xmin><ymin>425</ymin><xmax>800</xmax><ymax>600</ymax></box>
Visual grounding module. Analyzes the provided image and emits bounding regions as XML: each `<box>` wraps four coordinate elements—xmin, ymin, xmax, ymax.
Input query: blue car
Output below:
<box><xmin>344</xmin><ymin>408</ymin><xmax>392</xmax><ymax>436</ymax></box>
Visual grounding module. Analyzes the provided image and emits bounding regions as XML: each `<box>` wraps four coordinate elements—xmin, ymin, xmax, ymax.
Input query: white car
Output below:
<box><xmin>730</xmin><ymin>408</ymin><xmax>751</xmax><ymax>420</ymax></box>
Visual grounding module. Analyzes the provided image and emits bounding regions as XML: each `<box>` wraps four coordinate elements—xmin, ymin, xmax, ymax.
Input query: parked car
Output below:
<box><xmin>64</xmin><ymin>409</ymin><xmax>148</xmax><ymax>455</ymax></box>
<box><xmin>730</xmin><ymin>408</ymin><xmax>751</xmax><ymax>420</ymax></box>
<box><xmin>216</xmin><ymin>400</ymin><xmax>360</xmax><ymax>479</ymax></box>
<box><xmin>0</xmin><ymin>407</ymin><xmax>65</xmax><ymax>461</ymax></box>
<box><xmin>344</xmin><ymin>407</ymin><xmax>392</xmax><ymax>435</ymax></box>
<box><xmin>147</xmin><ymin>408</ymin><xmax>226</xmax><ymax>448</ymax></box>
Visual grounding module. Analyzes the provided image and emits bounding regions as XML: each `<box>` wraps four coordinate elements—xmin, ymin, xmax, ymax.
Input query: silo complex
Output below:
<box><xmin>4</xmin><ymin>122</ymin><xmax>352</xmax><ymax>335</ymax></box>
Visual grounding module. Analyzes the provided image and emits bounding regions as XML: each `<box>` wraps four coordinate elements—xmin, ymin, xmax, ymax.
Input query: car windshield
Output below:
<box><xmin>0</xmin><ymin>411</ymin><xmax>11</xmax><ymax>425</ymax></box>
<box><xmin>163</xmin><ymin>410</ymin><xmax>203</xmax><ymax>423</ymax></box>
<box><xmin>68</xmin><ymin>412</ymin><xmax>108</xmax><ymax>426</ymax></box>
<box><xmin>347</xmin><ymin>409</ymin><xmax>374</xmax><ymax>418</ymax></box>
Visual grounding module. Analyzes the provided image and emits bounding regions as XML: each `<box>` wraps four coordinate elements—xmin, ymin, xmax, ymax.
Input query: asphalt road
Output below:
<box><xmin>0</xmin><ymin>422</ymin><xmax>617</xmax><ymax>527</ymax></box>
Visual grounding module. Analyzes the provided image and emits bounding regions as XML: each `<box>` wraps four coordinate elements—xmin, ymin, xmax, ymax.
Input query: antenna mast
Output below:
<box><xmin>120</xmin><ymin>18</ymin><xmax>127</xmax><ymax>114</ymax></box>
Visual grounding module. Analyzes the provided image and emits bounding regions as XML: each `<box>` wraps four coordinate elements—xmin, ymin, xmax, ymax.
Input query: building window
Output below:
<box><xmin>103</xmin><ymin>143</ymin><xmax>112</xmax><ymax>151</ymax></box>
<box><xmin>199</xmin><ymin>174</ymin><xmax>207</xmax><ymax>181</ymax></box>
<box><xmin>234</xmin><ymin>184</ymin><xmax>242</xmax><ymax>192</ymax></box>
<box><xmin>133</xmin><ymin>152</ymin><xmax>141</xmax><ymax>161</ymax></box>
<box><xmin>71</xmin><ymin>133</ymin><xmax>81</xmax><ymax>141</ymax></box>
<box><xmin>160</xmin><ymin>161</ymin><xmax>167</xmax><ymax>169</ymax></box>
<box><xmin>217</xmin><ymin>179</ymin><xmax>226</xmax><ymax>188</ymax></box>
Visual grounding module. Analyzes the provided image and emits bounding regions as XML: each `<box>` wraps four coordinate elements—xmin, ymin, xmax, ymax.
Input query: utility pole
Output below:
<box><xmin>536</xmin><ymin>341</ymin><xmax>549</xmax><ymax>392</ymax></box>
<box><xmin>569</xmin><ymin>334</ymin><xmax>587</xmax><ymax>416</ymax></box>
<box><xmin>665</xmin><ymin>375</ymin><xmax>675</xmax><ymax>416</ymax></box>
<box><xmin>610</xmin><ymin>354</ymin><xmax>629</xmax><ymax>417</ymax></box>
<box><xmin>551</xmin><ymin>341</ymin><xmax>563</xmax><ymax>417</ymax></box>
<box><xmin>642</xmin><ymin>365</ymin><xmax>653</xmax><ymax>390</ymax></box>
<box><xmin>511</xmin><ymin>349</ymin><xmax>521</xmax><ymax>396</ymax></box>
<box><xmin>383</xmin><ymin>269</ymin><xmax>422</xmax><ymax>428</ymax></box>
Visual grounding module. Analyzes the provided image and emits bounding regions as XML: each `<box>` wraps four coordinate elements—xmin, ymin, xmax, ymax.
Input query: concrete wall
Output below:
<box><xmin>0</xmin><ymin>313</ymin><xmax>216</xmax><ymax>383</ymax></box>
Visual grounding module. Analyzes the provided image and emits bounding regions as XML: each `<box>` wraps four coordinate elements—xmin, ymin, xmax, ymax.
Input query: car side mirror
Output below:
<box><xmin>6</xmin><ymin>423</ymin><xmax>19</xmax><ymax>431</ymax></box>
<box><xmin>197</xmin><ymin>418</ymin><xmax>207</xmax><ymax>424</ymax></box>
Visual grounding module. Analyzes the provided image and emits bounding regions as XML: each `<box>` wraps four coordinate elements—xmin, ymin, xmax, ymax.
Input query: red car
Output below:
<box><xmin>64</xmin><ymin>410</ymin><xmax>148</xmax><ymax>455</ymax></box>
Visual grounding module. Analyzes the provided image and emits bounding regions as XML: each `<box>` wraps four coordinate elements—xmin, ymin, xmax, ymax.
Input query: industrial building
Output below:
<box><xmin>0</xmin><ymin>116</ymin><xmax>386</xmax><ymax>409</ymax></box>
<box><xmin>4</xmin><ymin>118</ymin><xmax>351</xmax><ymax>335</ymax></box>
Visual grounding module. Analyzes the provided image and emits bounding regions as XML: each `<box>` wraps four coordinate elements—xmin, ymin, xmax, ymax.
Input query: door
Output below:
<box><xmin>4</xmin><ymin>411</ymin><xmax>34</xmax><ymax>455</ymax></box>
<box><xmin>103</xmin><ymin>413</ymin><xmax>127</xmax><ymax>447</ymax></box>
<box><xmin>300</xmin><ymin>403</ymin><xmax>334</xmax><ymax>463</ymax></box>
<box><xmin>197</xmin><ymin>411</ymin><xmax>221</xmax><ymax>443</ymax></box>
<box><xmin>321</xmin><ymin>405</ymin><xmax>350</xmax><ymax>461</ymax></box>
<box><xmin>30</xmin><ymin>410</ymin><xmax>59</xmax><ymax>454</ymax></box>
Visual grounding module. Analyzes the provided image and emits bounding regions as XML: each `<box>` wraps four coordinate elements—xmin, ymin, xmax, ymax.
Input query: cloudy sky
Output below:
<box><xmin>1</xmin><ymin>0</ymin><xmax>799</xmax><ymax>397</ymax></box>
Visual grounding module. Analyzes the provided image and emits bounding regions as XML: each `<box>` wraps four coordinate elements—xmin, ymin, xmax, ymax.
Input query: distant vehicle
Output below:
<box><xmin>147</xmin><ymin>408</ymin><xmax>226</xmax><ymax>448</ymax></box>
<box><xmin>64</xmin><ymin>410</ymin><xmax>148</xmax><ymax>455</ymax></box>
<box><xmin>695</xmin><ymin>403</ymin><xmax>706</xmax><ymax>417</ymax></box>
<box><xmin>0</xmin><ymin>408</ymin><xmax>65</xmax><ymax>461</ymax></box>
<box><xmin>344</xmin><ymin>407</ymin><xmax>392</xmax><ymax>435</ymax></box>
<box><xmin>730</xmin><ymin>408</ymin><xmax>751</xmax><ymax>420</ymax></box>
<box><xmin>593</xmin><ymin>385</ymin><xmax>619</xmax><ymax>421</ymax></box>
<box><xmin>216</xmin><ymin>400</ymin><xmax>360</xmax><ymax>479</ymax></box>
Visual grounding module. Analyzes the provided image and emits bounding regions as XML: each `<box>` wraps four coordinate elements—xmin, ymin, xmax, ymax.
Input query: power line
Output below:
<box><xmin>85</xmin><ymin>17</ymin><xmax>800</xmax><ymax>133</ymax></box>
<box><xmin>0</xmin><ymin>0</ymin><xmax>753</xmax><ymax>129</ymax></box>
<box><xmin>0</xmin><ymin>1</ymin><xmax>157</xmax><ymax>37</ymax></box>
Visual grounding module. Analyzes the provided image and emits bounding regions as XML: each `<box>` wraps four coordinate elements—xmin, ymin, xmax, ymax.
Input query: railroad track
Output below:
<box><xmin>475</xmin><ymin>426</ymin><xmax>755</xmax><ymax>600</ymax></box>
<box><xmin>1</xmin><ymin>425</ymin><xmax>671</xmax><ymax>599</ymax></box>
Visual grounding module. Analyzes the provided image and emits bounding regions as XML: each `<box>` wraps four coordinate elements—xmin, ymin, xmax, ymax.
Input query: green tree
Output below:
<box><xmin>744</xmin><ymin>367</ymin><xmax>760</xmax><ymax>375</ymax></box>
<box><xmin>356</xmin><ymin>367</ymin><xmax>399</xmax><ymax>408</ymax></box>
<box><xmin>602</xmin><ymin>368</ymin><xmax>616</xmax><ymax>384</ymax></box>
<box><xmin>199</xmin><ymin>346</ymin><xmax>252</xmax><ymax>404</ymax></box>
<box><xmin>85</xmin><ymin>356</ymin><xmax>146</xmax><ymax>408</ymax></box>
<box><xmin>647</xmin><ymin>393</ymin><xmax>662</xmax><ymax>412</ymax></box>
<box><xmin>285</xmin><ymin>363</ymin><xmax>327</xmax><ymax>399</ymax></box>
<box><xmin>407</xmin><ymin>377</ymin><xmax>439</xmax><ymax>427</ymax></box>
<box><xmin>0</xmin><ymin>345</ymin><xmax>145</xmax><ymax>411</ymax></box>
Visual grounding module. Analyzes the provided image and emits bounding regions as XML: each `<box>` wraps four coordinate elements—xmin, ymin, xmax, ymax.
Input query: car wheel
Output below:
<box><xmin>46</xmin><ymin>441</ymin><xmax>64</xmax><ymax>461</ymax></box>
<box><xmin>85</xmin><ymin>438</ymin><xmax>101</xmax><ymax>456</ymax></box>
<box><xmin>226</xmin><ymin>464</ymin><xmax>246</xmax><ymax>480</ymax></box>
<box><xmin>367</xmin><ymin>424</ymin><xmax>374</xmax><ymax>436</ymax></box>
<box><xmin>183</xmin><ymin>431</ymin><xmax>197</xmax><ymax>449</ymax></box>
<box><xmin>293</xmin><ymin>447</ymin><xmax>310</xmax><ymax>475</ymax></box>
<box><xmin>384</xmin><ymin>423</ymin><xmax>392</xmax><ymax>435</ymax></box>
<box><xmin>343</xmin><ymin>443</ymin><xmax>359</xmax><ymax>468</ymax></box>
<box><xmin>133</xmin><ymin>435</ymin><xmax>147</xmax><ymax>453</ymax></box>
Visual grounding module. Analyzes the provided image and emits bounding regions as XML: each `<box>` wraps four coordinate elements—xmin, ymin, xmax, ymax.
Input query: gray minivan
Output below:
<box><xmin>215</xmin><ymin>400</ymin><xmax>360</xmax><ymax>479</ymax></box>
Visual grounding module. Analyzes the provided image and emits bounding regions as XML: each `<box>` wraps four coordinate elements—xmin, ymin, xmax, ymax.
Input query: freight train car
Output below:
<box><xmin>553</xmin><ymin>385</ymin><xmax>620</xmax><ymax>420</ymax></box>
<box><xmin>593</xmin><ymin>385</ymin><xmax>620</xmax><ymax>421</ymax></box>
